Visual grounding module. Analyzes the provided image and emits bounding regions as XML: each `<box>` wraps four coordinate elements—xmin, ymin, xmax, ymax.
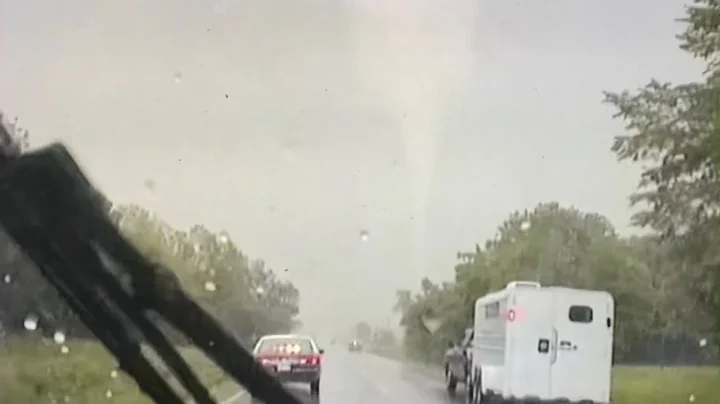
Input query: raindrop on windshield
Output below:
<box><xmin>699</xmin><ymin>338</ymin><xmax>707</xmax><ymax>347</ymax></box>
<box><xmin>360</xmin><ymin>230</ymin><xmax>370</xmax><ymax>241</ymax></box>
<box><xmin>60</xmin><ymin>345</ymin><xmax>70</xmax><ymax>354</ymax></box>
<box><xmin>23</xmin><ymin>314</ymin><xmax>38</xmax><ymax>331</ymax></box>
<box><xmin>204</xmin><ymin>281</ymin><xmax>217</xmax><ymax>292</ymax></box>
<box><xmin>143</xmin><ymin>179</ymin><xmax>157</xmax><ymax>192</ymax></box>
<box><xmin>110</xmin><ymin>370</ymin><xmax>118</xmax><ymax>379</ymax></box>
<box><xmin>173</xmin><ymin>71</ymin><xmax>183</xmax><ymax>84</ymax></box>
<box><xmin>53</xmin><ymin>331</ymin><xmax>66</xmax><ymax>344</ymax></box>
<box><xmin>3</xmin><ymin>274</ymin><xmax>10</xmax><ymax>283</ymax></box>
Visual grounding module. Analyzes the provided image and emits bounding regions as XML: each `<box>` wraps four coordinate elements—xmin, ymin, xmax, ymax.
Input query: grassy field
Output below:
<box><xmin>369</xmin><ymin>348</ymin><xmax>720</xmax><ymax>403</ymax></box>
<box><xmin>0</xmin><ymin>337</ymin><xmax>242</xmax><ymax>404</ymax></box>
<box><xmin>612</xmin><ymin>366</ymin><xmax>719</xmax><ymax>404</ymax></box>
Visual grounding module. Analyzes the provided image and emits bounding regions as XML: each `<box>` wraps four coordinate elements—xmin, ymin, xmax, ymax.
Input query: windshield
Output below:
<box><xmin>2</xmin><ymin>0</ymin><xmax>720</xmax><ymax>404</ymax></box>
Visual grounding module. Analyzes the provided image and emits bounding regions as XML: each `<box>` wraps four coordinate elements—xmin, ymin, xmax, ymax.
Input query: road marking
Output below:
<box><xmin>220</xmin><ymin>390</ymin><xmax>247</xmax><ymax>404</ymax></box>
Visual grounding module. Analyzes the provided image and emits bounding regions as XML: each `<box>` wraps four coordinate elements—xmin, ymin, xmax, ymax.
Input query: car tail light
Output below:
<box><xmin>299</xmin><ymin>355</ymin><xmax>321</xmax><ymax>365</ymax></box>
<box><xmin>255</xmin><ymin>355</ymin><xmax>277</xmax><ymax>365</ymax></box>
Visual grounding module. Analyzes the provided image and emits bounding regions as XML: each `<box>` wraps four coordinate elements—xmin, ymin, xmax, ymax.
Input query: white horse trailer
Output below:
<box><xmin>466</xmin><ymin>281</ymin><xmax>614</xmax><ymax>404</ymax></box>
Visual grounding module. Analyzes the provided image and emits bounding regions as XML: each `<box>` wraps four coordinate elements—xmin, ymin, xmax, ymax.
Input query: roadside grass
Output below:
<box><xmin>612</xmin><ymin>366</ymin><xmax>719</xmax><ymax>404</ymax></box>
<box><xmin>369</xmin><ymin>348</ymin><xmax>720</xmax><ymax>403</ymax></box>
<box><xmin>0</xmin><ymin>337</ymin><xmax>238</xmax><ymax>404</ymax></box>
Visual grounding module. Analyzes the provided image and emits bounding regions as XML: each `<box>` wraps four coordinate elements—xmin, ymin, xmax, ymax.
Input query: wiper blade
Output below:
<box><xmin>0</xmin><ymin>142</ymin><xmax>303</xmax><ymax>404</ymax></box>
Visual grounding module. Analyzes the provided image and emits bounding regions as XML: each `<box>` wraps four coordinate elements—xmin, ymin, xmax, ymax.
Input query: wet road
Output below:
<box><xmin>220</xmin><ymin>347</ymin><xmax>463</xmax><ymax>404</ymax></box>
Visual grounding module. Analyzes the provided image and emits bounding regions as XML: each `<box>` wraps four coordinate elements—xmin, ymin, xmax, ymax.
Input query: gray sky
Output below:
<box><xmin>0</xmin><ymin>0</ymin><xmax>705</xmax><ymax>331</ymax></box>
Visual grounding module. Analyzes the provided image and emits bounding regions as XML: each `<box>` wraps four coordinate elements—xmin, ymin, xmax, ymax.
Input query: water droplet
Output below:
<box><xmin>60</xmin><ymin>345</ymin><xmax>70</xmax><ymax>354</ymax></box>
<box><xmin>204</xmin><ymin>281</ymin><xmax>217</xmax><ymax>292</ymax></box>
<box><xmin>24</xmin><ymin>314</ymin><xmax>38</xmax><ymax>331</ymax></box>
<box><xmin>359</xmin><ymin>230</ymin><xmax>370</xmax><ymax>241</ymax></box>
<box><xmin>689</xmin><ymin>394</ymin><xmax>695</xmax><ymax>402</ymax></box>
<box><xmin>173</xmin><ymin>72</ymin><xmax>183</xmax><ymax>84</ymax></box>
<box><xmin>143</xmin><ymin>179</ymin><xmax>156</xmax><ymax>191</ymax></box>
<box><xmin>110</xmin><ymin>370</ymin><xmax>118</xmax><ymax>379</ymax></box>
<box><xmin>699</xmin><ymin>338</ymin><xmax>707</xmax><ymax>347</ymax></box>
<box><xmin>105</xmin><ymin>389</ymin><xmax>113</xmax><ymax>398</ymax></box>
<box><xmin>255</xmin><ymin>286</ymin><xmax>265</xmax><ymax>296</ymax></box>
<box><xmin>3</xmin><ymin>274</ymin><xmax>11</xmax><ymax>283</ymax></box>
<box><xmin>520</xmin><ymin>221</ymin><xmax>531</xmax><ymax>230</ymax></box>
<box><xmin>53</xmin><ymin>331</ymin><xmax>66</xmax><ymax>344</ymax></box>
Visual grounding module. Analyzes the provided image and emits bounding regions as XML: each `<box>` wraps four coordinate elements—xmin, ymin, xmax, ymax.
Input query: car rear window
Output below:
<box><xmin>255</xmin><ymin>337</ymin><xmax>314</xmax><ymax>355</ymax></box>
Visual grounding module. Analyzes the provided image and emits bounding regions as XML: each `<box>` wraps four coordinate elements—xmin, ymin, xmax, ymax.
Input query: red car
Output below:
<box><xmin>252</xmin><ymin>334</ymin><xmax>324</xmax><ymax>396</ymax></box>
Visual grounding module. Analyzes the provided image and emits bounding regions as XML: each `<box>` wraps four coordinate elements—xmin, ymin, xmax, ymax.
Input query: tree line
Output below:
<box><xmin>0</xmin><ymin>118</ymin><xmax>300</xmax><ymax>345</ymax></box>
<box><xmin>393</xmin><ymin>0</ymin><xmax>720</xmax><ymax>366</ymax></box>
<box><xmin>353</xmin><ymin>321</ymin><xmax>397</xmax><ymax>350</ymax></box>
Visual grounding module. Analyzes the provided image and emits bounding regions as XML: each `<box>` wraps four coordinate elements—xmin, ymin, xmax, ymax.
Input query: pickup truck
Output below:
<box><xmin>443</xmin><ymin>327</ymin><xmax>473</xmax><ymax>396</ymax></box>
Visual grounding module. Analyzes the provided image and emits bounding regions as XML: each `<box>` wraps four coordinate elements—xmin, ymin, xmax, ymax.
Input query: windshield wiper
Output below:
<box><xmin>0</xmin><ymin>136</ymin><xmax>303</xmax><ymax>404</ymax></box>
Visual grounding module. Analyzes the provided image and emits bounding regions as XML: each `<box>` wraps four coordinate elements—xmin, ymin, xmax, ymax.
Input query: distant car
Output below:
<box><xmin>348</xmin><ymin>340</ymin><xmax>363</xmax><ymax>352</ymax></box>
<box><xmin>252</xmin><ymin>334</ymin><xmax>324</xmax><ymax>396</ymax></box>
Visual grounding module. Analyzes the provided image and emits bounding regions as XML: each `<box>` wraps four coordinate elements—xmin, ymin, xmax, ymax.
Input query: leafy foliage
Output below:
<box><xmin>394</xmin><ymin>1</ymin><xmax>720</xmax><ymax>365</ymax></box>
<box><xmin>394</xmin><ymin>203</ymin><xmax>701</xmax><ymax>363</ymax></box>
<box><xmin>603</xmin><ymin>0</ymin><xmax>720</xmax><ymax>344</ymax></box>
<box><xmin>113</xmin><ymin>204</ymin><xmax>300</xmax><ymax>342</ymax></box>
<box><xmin>0</xmin><ymin>124</ymin><xmax>300</xmax><ymax>343</ymax></box>
<box><xmin>370</xmin><ymin>327</ymin><xmax>397</xmax><ymax>349</ymax></box>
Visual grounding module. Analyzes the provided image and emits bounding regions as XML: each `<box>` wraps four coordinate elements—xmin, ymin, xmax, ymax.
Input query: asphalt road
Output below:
<box><xmin>220</xmin><ymin>347</ymin><xmax>463</xmax><ymax>404</ymax></box>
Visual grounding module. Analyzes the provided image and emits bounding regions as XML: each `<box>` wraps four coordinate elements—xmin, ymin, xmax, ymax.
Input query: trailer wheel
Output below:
<box><xmin>475</xmin><ymin>371</ymin><xmax>484</xmax><ymax>404</ymax></box>
<box><xmin>445</xmin><ymin>366</ymin><xmax>458</xmax><ymax>395</ymax></box>
<box><xmin>466</xmin><ymin>369</ymin><xmax>483</xmax><ymax>404</ymax></box>
<box><xmin>465</xmin><ymin>371</ymin><xmax>477</xmax><ymax>404</ymax></box>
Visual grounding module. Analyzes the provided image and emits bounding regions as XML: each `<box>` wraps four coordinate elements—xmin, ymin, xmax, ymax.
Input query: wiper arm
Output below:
<box><xmin>0</xmin><ymin>141</ymin><xmax>303</xmax><ymax>404</ymax></box>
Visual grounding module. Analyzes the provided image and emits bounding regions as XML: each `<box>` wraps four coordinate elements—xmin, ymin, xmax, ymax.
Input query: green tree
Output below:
<box><xmin>602</xmin><ymin>0</ymin><xmax>720</xmax><ymax>342</ymax></box>
<box><xmin>0</xmin><ymin>113</ymin><xmax>29</xmax><ymax>157</ymax></box>
<box><xmin>371</xmin><ymin>327</ymin><xmax>397</xmax><ymax>349</ymax></box>
<box><xmin>113</xmin><ymin>204</ymin><xmax>300</xmax><ymax>342</ymax></box>
<box><xmin>394</xmin><ymin>203</ymin><xmax>683</xmax><ymax>363</ymax></box>
<box><xmin>0</xmin><ymin>117</ymin><xmax>300</xmax><ymax>345</ymax></box>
